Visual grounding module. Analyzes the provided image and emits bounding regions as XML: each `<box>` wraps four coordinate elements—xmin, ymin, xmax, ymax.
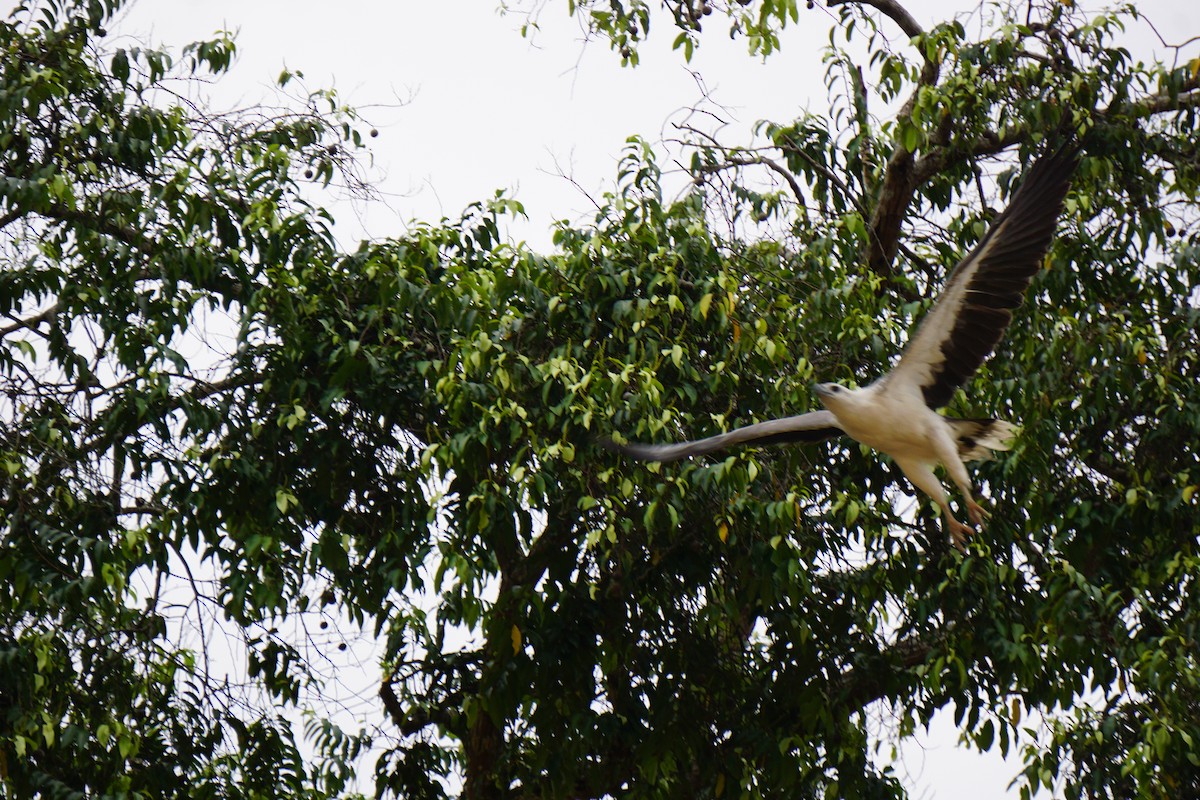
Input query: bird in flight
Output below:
<box><xmin>606</xmin><ymin>143</ymin><xmax>1079</xmax><ymax>548</ymax></box>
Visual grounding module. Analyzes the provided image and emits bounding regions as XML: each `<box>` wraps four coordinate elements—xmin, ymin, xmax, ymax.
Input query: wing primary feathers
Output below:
<box><xmin>890</xmin><ymin>141</ymin><xmax>1080</xmax><ymax>409</ymax></box>
<box><xmin>602</xmin><ymin>411</ymin><xmax>844</xmax><ymax>463</ymax></box>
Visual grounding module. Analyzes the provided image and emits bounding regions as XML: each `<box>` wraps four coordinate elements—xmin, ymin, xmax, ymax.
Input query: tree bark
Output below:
<box><xmin>464</xmin><ymin>711</ymin><xmax>506</xmax><ymax>800</ymax></box>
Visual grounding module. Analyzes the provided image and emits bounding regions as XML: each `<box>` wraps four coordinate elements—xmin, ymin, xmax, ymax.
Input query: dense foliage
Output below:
<box><xmin>1</xmin><ymin>0</ymin><xmax>1198</xmax><ymax>798</ymax></box>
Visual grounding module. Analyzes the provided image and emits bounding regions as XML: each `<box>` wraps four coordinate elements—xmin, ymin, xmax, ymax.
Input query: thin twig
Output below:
<box><xmin>695</xmin><ymin>154</ymin><xmax>810</xmax><ymax>215</ymax></box>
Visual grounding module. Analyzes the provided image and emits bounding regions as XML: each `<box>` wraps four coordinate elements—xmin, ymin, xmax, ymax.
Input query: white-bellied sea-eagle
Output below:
<box><xmin>605</xmin><ymin>144</ymin><xmax>1079</xmax><ymax>547</ymax></box>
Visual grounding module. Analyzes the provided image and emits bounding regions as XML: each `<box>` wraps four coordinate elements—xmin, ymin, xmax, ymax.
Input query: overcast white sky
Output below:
<box><xmin>106</xmin><ymin>0</ymin><xmax>1196</xmax><ymax>252</ymax></box>
<box><xmin>80</xmin><ymin>0</ymin><xmax>1198</xmax><ymax>797</ymax></box>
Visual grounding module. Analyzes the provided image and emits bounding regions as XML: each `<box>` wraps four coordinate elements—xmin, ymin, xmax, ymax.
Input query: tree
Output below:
<box><xmin>0</xmin><ymin>1</ymin><xmax>373</xmax><ymax>795</ymax></box>
<box><xmin>1</xmin><ymin>0</ymin><xmax>1198</xmax><ymax>798</ymax></box>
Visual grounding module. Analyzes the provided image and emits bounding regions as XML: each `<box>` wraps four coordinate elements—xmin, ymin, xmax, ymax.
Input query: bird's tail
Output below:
<box><xmin>947</xmin><ymin>418</ymin><xmax>1020</xmax><ymax>462</ymax></box>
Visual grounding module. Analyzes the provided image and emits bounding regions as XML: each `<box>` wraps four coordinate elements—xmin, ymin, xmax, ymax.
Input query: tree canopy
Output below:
<box><xmin>1</xmin><ymin>0</ymin><xmax>1198</xmax><ymax>798</ymax></box>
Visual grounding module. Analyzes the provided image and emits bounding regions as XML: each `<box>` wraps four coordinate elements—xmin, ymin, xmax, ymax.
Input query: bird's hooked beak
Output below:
<box><xmin>812</xmin><ymin>382</ymin><xmax>833</xmax><ymax>399</ymax></box>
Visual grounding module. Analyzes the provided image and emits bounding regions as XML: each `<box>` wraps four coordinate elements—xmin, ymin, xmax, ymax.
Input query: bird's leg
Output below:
<box><xmin>964</xmin><ymin>496</ymin><xmax>990</xmax><ymax>527</ymax></box>
<box><xmin>943</xmin><ymin>511</ymin><xmax>973</xmax><ymax>551</ymax></box>
<box><xmin>895</xmin><ymin>458</ymin><xmax>972</xmax><ymax>551</ymax></box>
<box><xmin>934</xmin><ymin>436</ymin><xmax>990</xmax><ymax>531</ymax></box>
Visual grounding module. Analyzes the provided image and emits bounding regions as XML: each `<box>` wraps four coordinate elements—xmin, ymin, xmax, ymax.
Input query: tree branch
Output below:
<box><xmin>117</xmin><ymin>502</ymin><xmax>165</xmax><ymax>517</ymax></box>
<box><xmin>913</xmin><ymin>81</ymin><xmax>1200</xmax><ymax>188</ymax></box>
<box><xmin>694</xmin><ymin>155</ymin><xmax>810</xmax><ymax>215</ymax></box>
<box><xmin>1124</xmin><ymin>87</ymin><xmax>1200</xmax><ymax>117</ymax></box>
<box><xmin>826</xmin><ymin>0</ymin><xmax>923</xmax><ymax>40</ymax></box>
<box><xmin>23</xmin><ymin>197</ymin><xmax>154</xmax><ymax>252</ymax></box>
<box><xmin>183</xmin><ymin>374</ymin><xmax>254</xmax><ymax>403</ymax></box>
<box><xmin>912</xmin><ymin>127</ymin><xmax>1029</xmax><ymax>184</ymax></box>
<box><xmin>833</xmin><ymin>625</ymin><xmax>954</xmax><ymax>709</ymax></box>
<box><xmin>825</xmin><ymin>0</ymin><xmax>942</xmax><ymax>278</ymax></box>
<box><xmin>380</xmin><ymin>671</ymin><xmax>463</xmax><ymax>737</ymax></box>
<box><xmin>765</xmin><ymin>622</ymin><xmax>959</xmax><ymax>728</ymax></box>
<box><xmin>0</xmin><ymin>207</ymin><xmax>24</xmax><ymax>231</ymax></box>
<box><xmin>849</xmin><ymin>64</ymin><xmax>875</xmax><ymax>190</ymax></box>
<box><xmin>0</xmin><ymin>303</ymin><xmax>59</xmax><ymax>339</ymax></box>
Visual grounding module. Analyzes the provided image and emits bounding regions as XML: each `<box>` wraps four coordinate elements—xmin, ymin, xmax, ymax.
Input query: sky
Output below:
<box><xmin>113</xmin><ymin>0</ymin><xmax>836</xmax><ymax>250</ymax></box>
<box><xmin>104</xmin><ymin>0</ymin><xmax>1196</xmax><ymax>253</ymax></box>
<box><xmin>80</xmin><ymin>0</ymin><xmax>1199</xmax><ymax>797</ymax></box>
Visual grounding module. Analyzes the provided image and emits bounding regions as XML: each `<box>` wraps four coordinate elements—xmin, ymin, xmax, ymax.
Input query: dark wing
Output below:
<box><xmin>601</xmin><ymin>410</ymin><xmax>844</xmax><ymax>463</ymax></box>
<box><xmin>885</xmin><ymin>143</ymin><xmax>1079</xmax><ymax>408</ymax></box>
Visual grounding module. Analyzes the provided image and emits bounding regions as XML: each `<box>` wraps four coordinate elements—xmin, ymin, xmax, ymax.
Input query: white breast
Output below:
<box><xmin>826</xmin><ymin>385</ymin><xmax>942</xmax><ymax>463</ymax></box>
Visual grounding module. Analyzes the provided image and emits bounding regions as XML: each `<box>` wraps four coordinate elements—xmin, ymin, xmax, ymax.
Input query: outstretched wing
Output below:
<box><xmin>886</xmin><ymin>144</ymin><xmax>1079</xmax><ymax>408</ymax></box>
<box><xmin>602</xmin><ymin>411</ymin><xmax>844</xmax><ymax>462</ymax></box>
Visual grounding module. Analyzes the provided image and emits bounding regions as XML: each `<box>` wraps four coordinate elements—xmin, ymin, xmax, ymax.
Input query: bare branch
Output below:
<box><xmin>865</xmin><ymin>148</ymin><xmax>918</xmax><ymax>276</ymax></box>
<box><xmin>0</xmin><ymin>303</ymin><xmax>59</xmax><ymax>339</ymax></box>
<box><xmin>826</xmin><ymin>0</ymin><xmax>924</xmax><ymax>40</ymax></box>
<box><xmin>913</xmin><ymin>127</ymin><xmax>1029</xmax><ymax>184</ymax></box>
<box><xmin>849</xmin><ymin>64</ymin><xmax>875</xmax><ymax>190</ymax></box>
<box><xmin>117</xmin><ymin>502</ymin><xmax>165</xmax><ymax>517</ymax></box>
<box><xmin>695</xmin><ymin>154</ymin><xmax>810</xmax><ymax>214</ymax></box>
<box><xmin>184</xmin><ymin>374</ymin><xmax>254</xmax><ymax>403</ymax></box>
<box><xmin>1127</xmin><ymin>87</ymin><xmax>1200</xmax><ymax>117</ymax></box>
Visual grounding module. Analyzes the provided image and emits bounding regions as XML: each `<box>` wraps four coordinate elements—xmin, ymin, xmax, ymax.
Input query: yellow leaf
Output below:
<box><xmin>1059</xmin><ymin>0</ymin><xmax>1074</xmax><ymax>6</ymax></box>
<box><xmin>1183</xmin><ymin>485</ymin><xmax>1197</xmax><ymax>503</ymax></box>
<box><xmin>1191</xmin><ymin>58</ymin><xmax>1200</xmax><ymax>80</ymax></box>
<box><xmin>511</xmin><ymin>624</ymin><xmax>522</xmax><ymax>655</ymax></box>
<box><xmin>715</xmin><ymin>773</ymin><xmax>726</xmax><ymax>797</ymax></box>
<box><xmin>1137</xmin><ymin>350</ymin><xmax>1147</xmax><ymax>365</ymax></box>
<box><xmin>731</xmin><ymin>320</ymin><xmax>741</xmax><ymax>344</ymax></box>
<box><xmin>1010</xmin><ymin>698</ymin><xmax>1022</xmax><ymax>726</ymax></box>
<box><xmin>718</xmin><ymin>521</ymin><xmax>729</xmax><ymax>543</ymax></box>
<box><xmin>698</xmin><ymin>292</ymin><xmax>713</xmax><ymax>320</ymax></box>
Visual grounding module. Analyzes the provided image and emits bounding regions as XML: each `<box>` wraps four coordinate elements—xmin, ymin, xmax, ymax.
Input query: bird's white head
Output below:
<box><xmin>812</xmin><ymin>382</ymin><xmax>861</xmax><ymax>414</ymax></box>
